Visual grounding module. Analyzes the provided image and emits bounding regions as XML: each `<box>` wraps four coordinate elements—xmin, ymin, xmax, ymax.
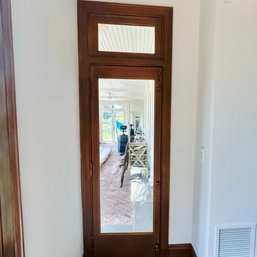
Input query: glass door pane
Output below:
<box><xmin>102</xmin><ymin>111</ymin><xmax>113</xmax><ymax>142</ymax></box>
<box><xmin>115</xmin><ymin>111</ymin><xmax>125</xmax><ymax>124</ymax></box>
<box><xmin>99</xmin><ymin>78</ymin><xmax>155</xmax><ymax>233</ymax></box>
<box><xmin>114</xmin><ymin>111</ymin><xmax>125</xmax><ymax>143</ymax></box>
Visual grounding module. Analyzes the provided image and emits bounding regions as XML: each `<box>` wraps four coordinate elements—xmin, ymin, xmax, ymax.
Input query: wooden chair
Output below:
<box><xmin>129</xmin><ymin>143</ymin><xmax>148</xmax><ymax>168</ymax></box>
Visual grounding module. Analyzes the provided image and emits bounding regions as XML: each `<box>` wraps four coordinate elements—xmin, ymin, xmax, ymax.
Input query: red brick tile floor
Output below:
<box><xmin>100</xmin><ymin>143</ymin><xmax>154</xmax><ymax>233</ymax></box>
<box><xmin>100</xmin><ymin>144</ymin><xmax>134</xmax><ymax>228</ymax></box>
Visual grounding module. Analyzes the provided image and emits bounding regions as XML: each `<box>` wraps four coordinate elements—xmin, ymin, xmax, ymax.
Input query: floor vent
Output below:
<box><xmin>224</xmin><ymin>0</ymin><xmax>257</xmax><ymax>4</ymax></box>
<box><xmin>216</xmin><ymin>225</ymin><xmax>256</xmax><ymax>257</ymax></box>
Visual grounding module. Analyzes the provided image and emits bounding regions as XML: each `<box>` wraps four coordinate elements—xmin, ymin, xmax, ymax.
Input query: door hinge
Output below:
<box><xmin>156</xmin><ymin>70</ymin><xmax>162</xmax><ymax>92</ymax></box>
<box><xmin>155</xmin><ymin>243</ymin><xmax>160</xmax><ymax>257</ymax></box>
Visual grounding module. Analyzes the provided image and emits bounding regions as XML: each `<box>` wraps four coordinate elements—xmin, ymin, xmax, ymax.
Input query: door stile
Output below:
<box><xmin>153</xmin><ymin>68</ymin><xmax>163</xmax><ymax>247</ymax></box>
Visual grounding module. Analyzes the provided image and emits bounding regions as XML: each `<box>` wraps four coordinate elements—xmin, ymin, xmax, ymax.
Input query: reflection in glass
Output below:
<box><xmin>98</xmin><ymin>24</ymin><xmax>155</xmax><ymax>54</ymax></box>
<box><xmin>102</xmin><ymin>111</ymin><xmax>112</xmax><ymax>142</ymax></box>
<box><xmin>99</xmin><ymin>79</ymin><xmax>155</xmax><ymax>233</ymax></box>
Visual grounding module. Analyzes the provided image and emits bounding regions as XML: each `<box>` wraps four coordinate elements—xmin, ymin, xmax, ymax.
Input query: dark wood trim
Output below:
<box><xmin>160</xmin><ymin>6</ymin><xmax>172</xmax><ymax>256</ymax></box>
<box><xmin>190</xmin><ymin>244</ymin><xmax>197</xmax><ymax>257</ymax></box>
<box><xmin>78</xmin><ymin>1</ymin><xmax>172</xmax><ymax>257</ymax></box>
<box><xmin>168</xmin><ymin>244</ymin><xmax>197</xmax><ymax>257</ymax></box>
<box><xmin>0</xmin><ymin>0</ymin><xmax>24</xmax><ymax>256</ymax></box>
<box><xmin>0</xmin><ymin>203</ymin><xmax>3</xmax><ymax>257</ymax></box>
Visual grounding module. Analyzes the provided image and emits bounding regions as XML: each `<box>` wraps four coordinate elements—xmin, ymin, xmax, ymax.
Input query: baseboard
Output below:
<box><xmin>83</xmin><ymin>243</ymin><xmax>197</xmax><ymax>257</ymax></box>
<box><xmin>168</xmin><ymin>244</ymin><xmax>197</xmax><ymax>257</ymax></box>
<box><xmin>190</xmin><ymin>244</ymin><xmax>197</xmax><ymax>257</ymax></box>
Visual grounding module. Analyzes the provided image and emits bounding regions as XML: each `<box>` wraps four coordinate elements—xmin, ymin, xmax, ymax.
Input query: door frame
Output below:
<box><xmin>78</xmin><ymin>1</ymin><xmax>173</xmax><ymax>257</ymax></box>
<box><xmin>0</xmin><ymin>0</ymin><xmax>24</xmax><ymax>256</ymax></box>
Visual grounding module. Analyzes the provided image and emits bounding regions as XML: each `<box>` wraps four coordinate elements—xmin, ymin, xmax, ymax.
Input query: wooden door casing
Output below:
<box><xmin>0</xmin><ymin>203</ymin><xmax>3</xmax><ymax>257</ymax></box>
<box><xmin>78</xmin><ymin>2</ymin><xmax>172</xmax><ymax>257</ymax></box>
<box><xmin>0</xmin><ymin>0</ymin><xmax>24</xmax><ymax>256</ymax></box>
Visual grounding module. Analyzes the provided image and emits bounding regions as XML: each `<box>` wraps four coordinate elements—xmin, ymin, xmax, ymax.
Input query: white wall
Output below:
<box><xmin>192</xmin><ymin>0</ymin><xmax>217</xmax><ymax>255</ymax></box>
<box><xmin>11</xmin><ymin>0</ymin><xmax>83</xmax><ymax>257</ymax></box>
<box><xmin>193</xmin><ymin>1</ymin><xmax>257</xmax><ymax>256</ymax></box>
<box><xmin>209</xmin><ymin>1</ymin><xmax>257</xmax><ymax>256</ymax></box>
<box><xmin>11</xmin><ymin>0</ymin><xmax>200</xmax><ymax>256</ymax></box>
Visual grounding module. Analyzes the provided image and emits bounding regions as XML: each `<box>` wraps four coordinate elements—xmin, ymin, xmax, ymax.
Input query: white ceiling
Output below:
<box><xmin>99</xmin><ymin>79</ymin><xmax>152</xmax><ymax>101</ymax></box>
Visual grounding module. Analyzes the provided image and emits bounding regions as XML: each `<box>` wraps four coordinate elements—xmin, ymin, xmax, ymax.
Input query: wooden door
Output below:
<box><xmin>90</xmin><ymin>66</ymin><xmax>162</xmax><ymax>257</ymax></box>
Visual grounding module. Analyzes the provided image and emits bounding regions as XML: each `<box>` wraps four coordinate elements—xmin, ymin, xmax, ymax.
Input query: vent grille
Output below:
<box><xmin>224</xmin><ymin>0</ymin><xmax>257</xmax><ymax>4</ymax></box>
<box><xmin>216</xmin><ymin>225</ymin><xmax>256</xmax><ymax>257</ymax></box>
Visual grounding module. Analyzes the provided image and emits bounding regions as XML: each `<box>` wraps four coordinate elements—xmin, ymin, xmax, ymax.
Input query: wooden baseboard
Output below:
<box><xmin>83</xmin><ymin>243</ymin><xmax>197</xmax><ymax>257</ymax></box>
<box><xmin>190</xmin><ymin>244</ymin><xmax>197</xmax><ymax>257</ymax></box>
<box><xmin>168</xmin><ymin>244</ymin><xmax>197</xmax><ymax>257</ymax></box>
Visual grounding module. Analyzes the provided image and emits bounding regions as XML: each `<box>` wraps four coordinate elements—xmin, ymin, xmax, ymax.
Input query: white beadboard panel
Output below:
<box><xmin>98</xmin><ymin>23</ymin><xmax>155</xmax><ymax>54</ymax></box>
